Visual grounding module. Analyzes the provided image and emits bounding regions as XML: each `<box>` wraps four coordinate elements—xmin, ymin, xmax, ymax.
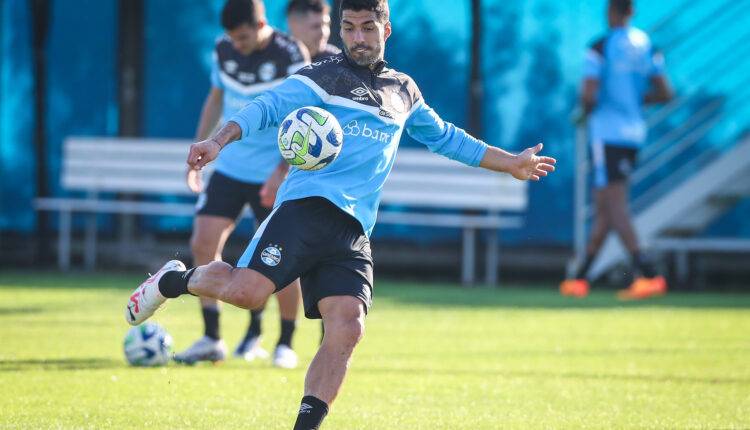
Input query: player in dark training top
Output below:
<box><xmin>175</xmin><ymin>0</ymin><xmax>309</xmax><ymax>368</ymax></box>
<box><xmin>286</xmin><ymin>0</ymin><xmax>341</xmax><ymax>62</ymax></box>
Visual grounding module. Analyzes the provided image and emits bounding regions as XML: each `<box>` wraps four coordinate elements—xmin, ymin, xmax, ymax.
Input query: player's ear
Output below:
<box><xmin>383</xmin><ymin>21</ymin><xmax>392</xmax><ymax>41</ymax></box>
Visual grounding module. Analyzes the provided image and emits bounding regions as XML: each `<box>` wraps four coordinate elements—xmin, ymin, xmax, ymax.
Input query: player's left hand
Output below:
<box><xmin>187</xmin><ymin>139</ymin><xmax>221</xmax><ymax>170</ymax></box>
<box><xmin>510</xmin><ymin>143</ymin><xmax>556</xmax><ymax>181</ymax></box>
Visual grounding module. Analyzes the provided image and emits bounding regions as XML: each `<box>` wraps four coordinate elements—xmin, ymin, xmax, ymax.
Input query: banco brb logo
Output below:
<box><xmin>342</xmin><ymin>120</ymin><xmax>392</xmax><ymax>144</ymax></box>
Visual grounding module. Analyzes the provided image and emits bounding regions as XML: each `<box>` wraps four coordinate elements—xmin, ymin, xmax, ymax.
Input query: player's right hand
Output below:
<box><xmin>187</xmin><ymin>139</ymin><xmax>220</xmax><ymax>170</ymax></box>
<box><xmin>186</xmin><ymin>168</ymin><xmax>203</xmax><ymax>193</ymax></box>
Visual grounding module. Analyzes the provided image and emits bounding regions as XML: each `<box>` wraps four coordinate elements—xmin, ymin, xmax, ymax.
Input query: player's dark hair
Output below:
<box><xmin>222</xmin><ymin>0</ymin><xmax>264</xmax><ymax>30</ymax></box>
<box><xmin>340</xmin><ymin>0</ymin><xmax>389</xmax><ymax>23</ymax></box>
<box><xmin>287</xmin><ymin>0</ymin><xmax>330</xmax><ymax>16</ymax></box>
<box><xmin>610</xmin><ymin>0</ymin><xmax>633</xmax><ymax>15</ymax></box>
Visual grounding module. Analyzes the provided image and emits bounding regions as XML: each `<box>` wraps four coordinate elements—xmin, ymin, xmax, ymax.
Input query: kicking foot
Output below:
<box><xmin>234</xmin><ymin>335</ymin><xmax>269</xmax><ymax>362</ymax></box>
<box><xmin>174</xmin><ymin>336</ymin><xmax>227</xmax><ymax>365</ymax></box>
<box><xmin>125</xmin><ymin>260</ymin><xmax>186</xmax><ymax>325</ymax></box>
<box><xmin>273</xmin><ymin>344</ymin><xmax>298</xmax><ymax>369</ymax></box>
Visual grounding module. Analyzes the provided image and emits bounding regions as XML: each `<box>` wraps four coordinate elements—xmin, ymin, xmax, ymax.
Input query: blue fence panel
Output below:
<box><xmin>0</xmin><ymin>0</ymin><xmax>35</xmax><ymax>232</ymax></box>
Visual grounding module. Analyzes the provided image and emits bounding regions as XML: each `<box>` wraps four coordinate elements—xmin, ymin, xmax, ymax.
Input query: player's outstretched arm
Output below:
<box><xmin>187</xmin><ymin>121</ymin><xmax>242</xmax><ymax>170</ymax></box>
<box><xmin>479</xmin><ymin>143</ymin><xmax>556</xmax><ymax>181</ymax></box>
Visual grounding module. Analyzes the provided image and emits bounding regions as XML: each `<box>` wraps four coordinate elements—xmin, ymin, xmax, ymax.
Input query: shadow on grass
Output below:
<box><xmin>375</xmin><ymin>282</ymin><xmax>750</xmax><ymax>310</ymax></box>
<box><xmin>0</xmin><ymin>307</ymin><xmax>44</xmax><ymax>316</ymax></box>
<box><xmin>0</xmin><ymin>358</ymin><xmax>123</xmax><ymax>372</ymax></box>
<box><xmin>363</xmin><ymin>366</ymin><xmax>750</xmax><ymax>386</ymax></box>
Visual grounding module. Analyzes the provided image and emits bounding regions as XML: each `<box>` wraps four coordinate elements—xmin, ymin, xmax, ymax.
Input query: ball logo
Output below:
<box><xmin>261</xmin><ymin>245</ymin><xmax>282</xmax><ymax>267</ymax></box>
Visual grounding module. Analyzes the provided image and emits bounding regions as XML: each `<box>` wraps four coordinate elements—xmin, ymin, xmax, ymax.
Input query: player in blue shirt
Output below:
<box><xmin>560</xmin><ymin>0</ymin><xmax>673</xmax><ymax>300</ymax></box>
<box><xmin>175</xmin><ymin>0</ymin><xmax>309</xmax><ymax>368</ymax></box>
<box><xmin>125</xmin><ymin>1</ymin><xmax>555</xmax><ymax>428</ymax></box>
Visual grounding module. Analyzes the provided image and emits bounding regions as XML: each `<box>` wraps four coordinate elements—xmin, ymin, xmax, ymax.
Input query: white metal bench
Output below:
<box><xmin>378</xmin><ymin>148</ymin><xmax>528</xmax><ymax>285</ymax></box>
<box><xmin>36</xmin><ymin>138</ymin><xmax>528</xmax><ymax>285</ymax></box>
<box><xmin>34</xmin><ymin>137</ymin><xmax>204</xmax><ymax>270</ymax></box>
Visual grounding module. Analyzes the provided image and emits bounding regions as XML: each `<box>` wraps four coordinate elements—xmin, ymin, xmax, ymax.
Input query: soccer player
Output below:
<box><xmin>125</xmin><ymin>0</ymin><xmax>555</xmax><ymax>428</ymax></box>
<box><xmin>286</xmin><ymin>0</ymin><xmax>341</xmax><ymax>62</ymax></box>
<box><xmin>174</xmin><ymin>0</ymin><xmax>309</xmax><ymax>368</ymax></box>
<box><xmin>560</xmin><ymin>0</ymin><xmax>673</xmax><ymax>300</ymax></box>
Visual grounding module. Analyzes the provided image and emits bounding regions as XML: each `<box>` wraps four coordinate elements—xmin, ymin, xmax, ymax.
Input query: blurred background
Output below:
<box><xmin>1</xmin><ymin>0</ymin><xmax>749</xmax><ymax>288</ymax></box>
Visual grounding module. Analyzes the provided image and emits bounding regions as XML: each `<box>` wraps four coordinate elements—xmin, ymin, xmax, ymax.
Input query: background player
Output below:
<box><xmin>125</xmin><ymin>0</ymin><xmax>555</xmax><ymax>428</ymax></box>
<box><xmin>560</xmin><ymin>0</ymin><xmax>673</xmax><ymax>299</ymax></box>
<box><xmin>175</xmin><ymin>0</ymin><xmax>309</xmax><ymax>368</ymax></box>
<box><xmin>286</xmin><ymin>0</ymin><xmax>341</xmax><ymax>62</ymax></box>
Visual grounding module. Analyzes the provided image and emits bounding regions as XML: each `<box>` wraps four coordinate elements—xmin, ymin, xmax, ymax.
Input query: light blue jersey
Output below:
<box><xmin>210</xmin><ymin>32</ymin><xmax>307</xmax><ymax>183</ymax></box>
<box><xmin>584</xmin><ymin>26</ymin><xmax>665</xmax><ymax>146</ymax></box>
<box><xmin>229</xmin><ymin>55</ymin><xmax>488</xmax><ymax>236</ymax></box>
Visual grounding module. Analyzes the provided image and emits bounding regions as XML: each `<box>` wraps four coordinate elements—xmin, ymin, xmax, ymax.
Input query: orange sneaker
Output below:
<box><xmin>560</xmin><ymin>279</ymin><xmax>590</xmax><ymax>298</ymax></box>
<box><xmin>617</xmin><ymin>276</ymin><xmax>668</xmax><ymax>300</ymax></box>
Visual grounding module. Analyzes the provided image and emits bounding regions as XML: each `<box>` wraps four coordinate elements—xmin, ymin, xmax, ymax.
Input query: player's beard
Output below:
<box><xmin>344</xmin><ymin>42</ymin><xmax>382</xmax><ymax>67</ymax></box>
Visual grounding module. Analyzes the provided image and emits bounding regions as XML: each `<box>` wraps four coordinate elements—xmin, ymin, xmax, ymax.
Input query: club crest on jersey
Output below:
<box><xmin>390</xmin><ymin>91</ymin><xmax>406</xmax><ymax>113</ymax></box>
<box><xmin>261</xmin><ymin>245</ymin><xmax>282</xmax><ymax>267</ymax></box>
<box><xmin>259</xmin><ymin>62</ymin><xmax>277</xmax><ymax>82</ymax></box>
<box><xmin>224</xmin><ymin>60</ymin><xmax>238</xmax><ymax>74</ymax></box>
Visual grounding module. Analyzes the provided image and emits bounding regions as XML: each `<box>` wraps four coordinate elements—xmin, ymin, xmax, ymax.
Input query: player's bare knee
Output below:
<box><xmin>190</xmin><ymin>233</ymin><xmax>216</xmax><ymax>261</ymax></box>
<box><xmin>327</xmin><ymin>315</ymin><xmax>365</xmax><ymax>348</ymax></box>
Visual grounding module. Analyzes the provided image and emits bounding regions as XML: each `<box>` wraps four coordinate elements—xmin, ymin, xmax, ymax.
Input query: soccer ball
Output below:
<box><xmin>123</xmin><ymin>322</ymin><xmax>173</xmax><ymax>367</ymax></box>
<box><xmin>278</xmin><ymin>106</ymin><xmax>343</xmax><ymax>171</ymax></box>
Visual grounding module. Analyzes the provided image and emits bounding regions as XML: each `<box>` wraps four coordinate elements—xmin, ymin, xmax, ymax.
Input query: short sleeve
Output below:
<box><xmin>210</xmin><ymin>51</ymin><xmax>223</xmax><ymax>89</ymax></box>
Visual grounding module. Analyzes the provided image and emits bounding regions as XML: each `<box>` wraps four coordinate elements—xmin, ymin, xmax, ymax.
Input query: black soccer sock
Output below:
<box><xmin>574</xmin><ymin>254</ymin><xmax>595</xmax><ymax>280</ymax></box>
<box><xmin>202</xmin><ymin>306</ymin><xmax>221</xmax><ymax>340</ymax></box>
<box><xmin>632</xmin><ymin>251</ymin><xmax>657</xmax><ymax>278</ymax></box>
<box><xmin>157</xmin><ymin>268</ymin><xmax>195</xmax><ymax>298</ymax></box>
<box><xmin>246</xmin><ymin>309</ymin><xmax>264</xmax><ymax>339</ymax></box>
<box><xmin>277</xmin><ymin>318</ymin><xmax>296</xmax><ymax>348</ymax></box>
<box><xmin>293</xmin><ymin>396</ymin><xmax>329</xmax><ymax>430</ymax></box>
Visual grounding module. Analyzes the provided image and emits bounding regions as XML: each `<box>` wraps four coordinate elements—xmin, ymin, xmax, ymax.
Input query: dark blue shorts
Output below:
<box><xmin>237</xmin><ymin>197</ymin><xmax>373</xmax><ymax>319</ymax></box>
<box><xmin>591</xmin><ymin>141</ymin><xmax>638</xmax><ymax>188</ymax></box>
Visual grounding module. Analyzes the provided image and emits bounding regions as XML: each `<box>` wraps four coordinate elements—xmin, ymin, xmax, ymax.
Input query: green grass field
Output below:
<box><xmin>1</xmin><ymin>272</ymin><xmax>749</xmax><ymax>429</ymax></box>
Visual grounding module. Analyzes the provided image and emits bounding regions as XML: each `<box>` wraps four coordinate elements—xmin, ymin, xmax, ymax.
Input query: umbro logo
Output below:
<box><xmin>299</xmin><ymin>403</ymin><xmax>313</xmax><ymax>414</ymax></box>
<box><xmin>351</xmin><ymin>87</ymin><xmax>369</xmax><ymax>97</ymax></box>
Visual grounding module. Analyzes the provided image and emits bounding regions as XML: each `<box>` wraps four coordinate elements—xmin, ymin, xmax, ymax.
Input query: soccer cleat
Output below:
<box><xmin>559</xmin><ymin>279</ymin><xmax>590</xmax><ymax>298</ymax></box>
<box><xmin>272</xmin><ymin>344</ymin><xmax>298</xmax><ymax>369</ymax></box>
<box><xmin>173</xmin><ymin>336</ymin><xmax>227</xmax><ymax>365</ymax></box>
<box><xmin>234</xmin><ymin>335</ymin><xmax>269</xmax><ymax>362</ymax></box>
<box><xmin>617</xmin><ymin>276</ymin><xmax>668</xmax><ymax>300</ymax></box>
<box><xmin>125</xmin><ymin>260</ymin><xmax>186</xmax><ymax>326</ymax></box>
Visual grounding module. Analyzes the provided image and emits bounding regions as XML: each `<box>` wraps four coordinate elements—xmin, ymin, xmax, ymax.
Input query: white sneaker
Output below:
<box><xmin>125</xmin><ymin>260</ymin><xmax>186</xmax><ymax>325</ymax></box>
<box><xmin>273</xmin><ymin>344</ymin><xmax>298</xmax><ymax>369</ymax></box>
<box><xmin>234</xmin><ymin>335</ymin><xmax>269</xmax><ymax>362</ymax></box>
<box><xmin>173</xmin><ymin>336</ymin><xmax>227</xmax><ymax>365</ymax></box>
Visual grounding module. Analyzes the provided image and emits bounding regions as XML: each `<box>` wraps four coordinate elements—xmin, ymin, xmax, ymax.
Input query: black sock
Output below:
<box><xmin>632</xmin><ymin>251</ymin><xmax>657</xmax><ymax>278</ymax></box>
<box><xmin>293</xmin><ymin>396</ymin><xmax>328</xmax><ymax>430</ymax></box>
<box><xmin>574</xmin><ymin>254</ymin><xmax>595</xmax><ymax>280</ymax></box>
<box><xmin>202</xmin><ymin>306</ymin><xmax>220</xmax><ymax>340</ymax></box>
<box><xmin>277</xmin><ymin>319</ymin><xmax>296</xmax><ymax>348</ymax></box>
<box><xmin>246</xmin><ymin>309</ymin><xmax>264</xmax><ymax>339</ymax></box>
<box><xmin>157</xmin><ymin>268</ymin><xmax>195</xmax><ymax>298</ymax></box>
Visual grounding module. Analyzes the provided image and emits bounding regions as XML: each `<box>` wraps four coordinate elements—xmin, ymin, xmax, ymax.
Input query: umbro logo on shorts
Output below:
<box><xmin>261</xmin><ymin>245</ymin><xmax>282</xmax><ymax>267</ymax></box>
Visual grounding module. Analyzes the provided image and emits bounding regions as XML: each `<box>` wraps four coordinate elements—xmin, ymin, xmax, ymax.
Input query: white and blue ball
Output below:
<box><xmin>123</xmin><ymin>322</ymin><xmax>173</xmax><ymax>367</ymax></box>
<box><xmin>278</xmin><ymin>106</ymin><xmax>344</xmax><ymax>171</ymax></box>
